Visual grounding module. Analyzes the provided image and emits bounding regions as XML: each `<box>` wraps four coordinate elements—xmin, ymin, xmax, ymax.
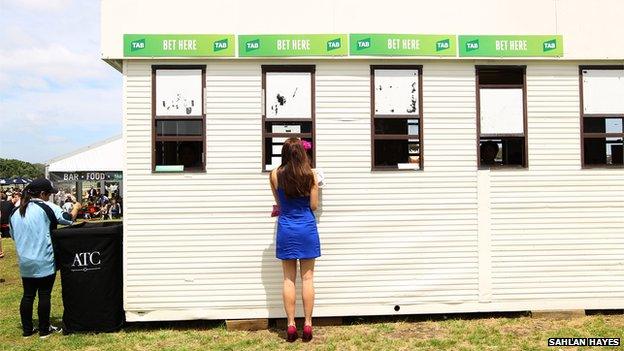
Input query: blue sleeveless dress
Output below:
<box><xmin>276</xmin><ymin>187</ymin><xmax>321</xmax><ymax>260</ymax></box>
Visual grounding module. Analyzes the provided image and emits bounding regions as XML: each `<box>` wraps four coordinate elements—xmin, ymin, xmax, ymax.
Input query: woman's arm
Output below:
<box><xmin>269</xmin><ymin>169</ymin><xmax>280</xmax><ymax>206</ymax></box>
<box><xmin>309</xmin><ymin>173</ymin><xmax>319</xmax><ymax>211</ymax></box>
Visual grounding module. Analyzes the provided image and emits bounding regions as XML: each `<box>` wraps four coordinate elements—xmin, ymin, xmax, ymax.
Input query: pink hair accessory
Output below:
<box><xmin>300</xmin><ymin>140</ymin><xmax>312</xmax><ymax>151</ymax></box>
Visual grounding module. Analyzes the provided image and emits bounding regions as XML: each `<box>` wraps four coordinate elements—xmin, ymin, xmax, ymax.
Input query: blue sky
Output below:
<box><xmin>0</xmin><ymin>0</ymin><xmax>121</xmax><ymax>163</ymax></box>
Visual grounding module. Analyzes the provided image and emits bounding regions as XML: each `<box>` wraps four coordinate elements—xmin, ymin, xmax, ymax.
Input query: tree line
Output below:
<box><xmin>0</xmin><ymin>158</ymin><xmax>46</xmax><ymax>178</ymax></box>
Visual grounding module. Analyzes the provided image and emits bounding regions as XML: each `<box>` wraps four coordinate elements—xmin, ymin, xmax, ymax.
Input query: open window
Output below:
<box><xmin>371</xmin><ymin>66</ymin><xmax>423</xmax><ymax>170</ymax></box>
<box><xmin>262</xmin><ymin>66</ymin><xmax>315</xmax><ymax>171</ymax></box>
<box><xmin>476</xmin><ymin>66</ymin><xmax>527</xmax><ymax>168</ymax></box>
<box><xmin>152</xmin><ymin>66</ymin><xmax>206</xmax><ymax>172</ymax></box>
<box><xmin>580</xmin><ymin>66</ymin><xmax>624</xmax><ymax>167</ymax></box>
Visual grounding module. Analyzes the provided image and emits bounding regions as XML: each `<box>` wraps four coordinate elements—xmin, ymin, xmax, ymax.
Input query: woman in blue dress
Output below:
<box><xmin>269</xmin><ymin>137</ymin><xmax>321</xmax><ymax>342</ymax></box>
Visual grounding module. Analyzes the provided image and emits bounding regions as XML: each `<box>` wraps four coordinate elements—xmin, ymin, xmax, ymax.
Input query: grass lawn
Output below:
<box><xmin>1</xmin><ymin>239</ymin><xmax>623</xmax><ymax>351</ymax></box>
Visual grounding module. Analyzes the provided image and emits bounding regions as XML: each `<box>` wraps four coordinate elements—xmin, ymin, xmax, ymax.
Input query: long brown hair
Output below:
<box><xmin>277</xmin><ymin>137</ymin><xmax>314</xmax><ymax>198</ymax></box>
<box><xmin>19</xmin><ymin>190</ymin><xmax>35</xmax><ymax>217</ymax></box>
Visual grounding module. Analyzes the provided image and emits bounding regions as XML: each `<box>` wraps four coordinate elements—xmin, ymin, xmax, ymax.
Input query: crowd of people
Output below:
<box><xmin>0</xmin><ymin>184</ymin><xmax>122</xmax><ymax>241</ymax></box>
<box><xmin>0</xmin><ymin>179</ymin><xmax>125</xmax><ymax>337</ymax></box>
<box><xmin>54</xmin><ymin>186</ymin><xmax>122</xmax><ymax>220</ymax></box>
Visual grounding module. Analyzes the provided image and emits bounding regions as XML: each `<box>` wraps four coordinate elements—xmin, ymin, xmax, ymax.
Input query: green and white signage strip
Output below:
<box><xmin>124</xmin><ymin>34</ymin><xmax>235</xmax><ymax>57</ymax></box>
<box><xmin>458</xmin><ymin>35</ymin><xmax>563</xmax><ymax>57</ymax></box>
<box><xmin>350</xmin><ymin>34</ymin><xmax>456</xmax><ymax>56</ymax></box>
<box><xmin>238</xmin><ymin>34</ymin><xmax>348</xmax><ymax>57</ymax></box>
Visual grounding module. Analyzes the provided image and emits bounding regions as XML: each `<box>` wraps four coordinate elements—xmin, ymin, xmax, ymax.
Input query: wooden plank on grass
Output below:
<box><xmin>226</xmin><ymin>319</ymin><xmax>269</xmax><ymax>331</ymax></box>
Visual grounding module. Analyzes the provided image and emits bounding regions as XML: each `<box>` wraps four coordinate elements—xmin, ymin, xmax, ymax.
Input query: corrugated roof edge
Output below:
<box><xmin>103</xmin><ymin>58</ymin><xmax>123</xmax><ymax>73</ymax></box>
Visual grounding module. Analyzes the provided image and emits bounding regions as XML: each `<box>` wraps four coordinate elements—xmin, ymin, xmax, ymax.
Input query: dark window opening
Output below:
<box><xmin>583</xmin><ymin>117</ymin><xmax>623</xmax><ymax>134</ymax></box>
<box><xmin>374</xmin><ymin>119</ymin><xmax>419</xmax><ymax>136</ymax></box>
<box><xmin>264</xmin><ymin>121</ymin><xmax>313</xmax><ymax>134</ymax></box>
<box><xmin>374</xmin><ymin>139</ymin><xmax>420</xmax><ymax>168</ymax></box>
<box><xmin>479</xmin><ymin>137</ymin><xmax>525</xmax><ymax>167</ymax></box>
<box><xmin>262</xmin><ymin>65</ymin><xmax>316</xmax><ymax>171</ymax></box>
<box><xmin>584</xmin><ymin>138</ymin><xmax>624</xmax><ymax>166</ymax></box>
<box><xmin>580</xmin><ymin>66</ymin><xmax>624</xmax><ymax>168</ymax></box>
<box><xmin>582</xmin><ymin>117</ymin><xmax>624</xmax><ymax>167</ymax></box>
<box><xmin>264</xmin><ymin>136</ymin><xmax>314</xmax><ymax>168</ymax></box>
<box><xmin>477</xmin><ymin>67</ymin><xmax>524</xmax><ymax>85</ymax></box>
<box><xmin>155</xmin><ymin>141</ymin><xmax>204</xmax><ymax>170</ymax></box>
<box><xmin>371</xmin><ymin>66</ymin><xmax>423</xmax><ymax>170</ymax></box>
<box><xmin>477</xmin><ymin>66</ymin><xmax>527</xmax><ymax>169</ymax></box>
<box><xmin>152</xmin><ymin>66</ymin><xmax>206</xmax><ymax>172</ymax></box>
<box><xmin>156</xmin><ymin>120</ymin><xmax>203</xmax><ymax>136</ymax></box>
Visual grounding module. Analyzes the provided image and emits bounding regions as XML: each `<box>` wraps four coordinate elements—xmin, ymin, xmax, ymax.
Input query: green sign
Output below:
<box><xmin>458</xmin><ymin>35</ymin><xmax>563</xmax><ymax>57</ymax></box>
<box><xmin>350</xmin><ymin>34</ymin><xmax>456</xmax><ymax>56</ymax></box>
<box><xmin>124</xmin><ymin>34</ymin><xmax>235</xmax><ymax>57</ymax></box>
<box><xmin>238</xmin><ymin>34</ymin><xmax>348</xmax><ymax>57</ymax></box>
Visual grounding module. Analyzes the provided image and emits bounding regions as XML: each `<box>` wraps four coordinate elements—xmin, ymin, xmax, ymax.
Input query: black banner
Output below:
<box><xmin>48</xmin><ymin>171</ymin><xmax>123</xmax><ymax>182</ymax></box>
<box><xmin>52</xmin><ymin>222</ymin><xmax>124</xmax><ymax>333</ymax></box>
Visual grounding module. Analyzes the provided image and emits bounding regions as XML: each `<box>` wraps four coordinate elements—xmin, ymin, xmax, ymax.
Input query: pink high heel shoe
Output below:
<box><xmin>302</xmin><ymin>325</ymin><xmax>313</xmax><ymax>342</ymax></box>
<box><xmin>286</xmin><ymin>325</ymin><xmax>298</xmax><ymax>342</ymax></box>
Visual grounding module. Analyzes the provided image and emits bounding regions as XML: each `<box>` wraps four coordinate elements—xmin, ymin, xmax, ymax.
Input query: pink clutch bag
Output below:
<box><xmin>271</xmin><ymin>205</ymin><xmax>280</xmax><ymax>217</ymax></box>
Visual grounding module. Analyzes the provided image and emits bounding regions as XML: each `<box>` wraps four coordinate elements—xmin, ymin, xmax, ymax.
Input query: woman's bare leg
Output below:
<box><xmin>281</xmin><ymin>260</ymin><xmax>297</xmax><ymax>326</ymax></box>
<box><xmin>300</xmin><ymin>259</ymin><xmax>315</xmax><ymax>326</ymax></box>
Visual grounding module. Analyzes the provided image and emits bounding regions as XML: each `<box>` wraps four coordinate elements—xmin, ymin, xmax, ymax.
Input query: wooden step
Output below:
<box><xmin>531</xmin><ymin>309</ymin><xmax>586</xmax><ymax>319</ymax></box>
<box><xmin>225</xmin><ymin>318</ymin><xmax>269</xmax><ymax>331</ymax></box>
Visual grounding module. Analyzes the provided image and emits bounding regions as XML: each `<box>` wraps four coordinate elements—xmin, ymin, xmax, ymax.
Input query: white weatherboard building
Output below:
<box><xmin>101</xmin><ymin>0</ymin><xmax>624</xmax><ymax>322</ymax></box>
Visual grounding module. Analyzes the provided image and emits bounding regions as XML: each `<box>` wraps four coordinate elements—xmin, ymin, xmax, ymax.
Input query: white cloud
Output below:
<box><xmin>0</xmin><ymin>44</ymin><xmax>110</xmax><ymax>89</ymax></box>
<box><xmin>0</xmin><ymin>0</ymin><xmax>122</xmax><ymax>162</ymax></box>
<box><xmin>1</xmin><ymin>86</ymin><xmax>121</xmax><ymax>127</ymax></box>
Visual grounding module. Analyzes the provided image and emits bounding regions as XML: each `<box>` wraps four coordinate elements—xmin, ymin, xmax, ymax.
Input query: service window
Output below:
<box><xmin>371</xmin><ymin>66</ymin><xmax>423</xmax><ymax>170</ymax></box>
<box><xmin>476</xmin><ymin>66</ymin><xmax>527</xmax><ymax>168</ymax></box>
<box><xmin>152</xmin><ymin>66</ymin><xmax>206</xmax><ymax>172</ymax></box>
<box><xmin>262</xmin><ymin>65</ymin><xmax>315</xmax><ymax>171</ymax></box>
<box><xmin>580</xmin><ymin>66</ymin><xmax>624</xmax><ymax>167</ymax></box>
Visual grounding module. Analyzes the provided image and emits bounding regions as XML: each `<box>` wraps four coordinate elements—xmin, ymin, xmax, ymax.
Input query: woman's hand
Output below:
<box><xmin>309</xmin><ymin>172</ymin><xmax>319</xmax><ymax>212</ymax></box>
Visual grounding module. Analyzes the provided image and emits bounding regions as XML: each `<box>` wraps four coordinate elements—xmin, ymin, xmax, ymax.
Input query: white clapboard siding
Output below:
<box><xmin>122</xmin><ymin>59</ymin><xmax>624</xmax><ymax>322</ymax></box>
<box><xmin>489</xmin><ymin>63</ymin><xmax>624</xmax><ymax>301</ymax></box>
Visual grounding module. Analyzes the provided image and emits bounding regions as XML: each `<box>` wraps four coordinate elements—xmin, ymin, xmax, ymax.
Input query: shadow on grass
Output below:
<box><xmin>342</xmin><ymin>311</ymin><xmax>532</xmax><ymax>326</ymax></box>
<box><xmin>121</xmin><ymin>319</ymin><xmax>226</xmax><ymax>333</ymax></box>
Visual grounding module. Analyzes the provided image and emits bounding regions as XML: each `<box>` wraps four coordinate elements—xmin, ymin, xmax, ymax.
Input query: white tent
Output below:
<box><xmin>45</xmin><ymin>135</ymin><xmax>122</xmax><ymax>201</ymax></box>
<box><xmin>46</xmin><ymin>135</ymin><xmax>122</xmax><ymax>173</ymax></box>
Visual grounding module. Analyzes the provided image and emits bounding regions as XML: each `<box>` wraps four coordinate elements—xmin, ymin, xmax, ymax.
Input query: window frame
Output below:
<box><xmin>370</xmin><ymin>65</ymin><xmax>424</xmax><ymax>171</ymax></box>
<box><xmin>475</xmin><ymin>65</ymin><xmax>528</xmax><ymax>169</ymax></box>
<box><xmin>151</xmin><ymin>65</ymin><xmax>206</xmax><ymax>172</ymax></box>
<box><xmin>579</xmin><ymin>65</ymin><xmax>624</xmax><ymax>169</ymax></box>
<box><xmin>261</xmin><ymin>65</ymin><xmax>316</xmax><ymax>172</ymax></box>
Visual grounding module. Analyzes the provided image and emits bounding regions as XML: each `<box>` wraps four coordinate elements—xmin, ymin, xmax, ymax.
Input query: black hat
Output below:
<box><xmin>24</xmin><ymin>178</ymin><xmax>58</xmax><ymax>194</ymax></box>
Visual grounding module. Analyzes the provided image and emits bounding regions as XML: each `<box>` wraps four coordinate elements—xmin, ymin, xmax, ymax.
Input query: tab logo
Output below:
<box><xmin>245</xmin><ymin>39</ymin><xmax>260</xmax><ymax>52</ymax></box>
<box><xmin>327</xmin><ymin>38</ymin><xmax>341</xmax><ymax>51</ymax></box>
<box><xmin>130</xmin><ymin>38</ymin><xmax>145</xmax><ymax>52</ymax></box>
<box><xmin>356</xmin><ymin>37</ymin><xmax>371</xmax><ymax>50</ymax></box>
<box><xmin>466</xmin><ymin>39</ymin><xmax>479</xmax><ymax>51</ymax></box>
<box><xmin>214</xmin><ymin>38</ymin><xmax>229</xmax><ymax>52</ymax></box>
<box><xmin>436</xmin><ymin>39</ymin><xmax>450</xmax><ymax>51</ymax></box>
<box><xmin>543</xmin><ymin>38</ymin><xmax>557</xmax><ymax>52</ymax></box>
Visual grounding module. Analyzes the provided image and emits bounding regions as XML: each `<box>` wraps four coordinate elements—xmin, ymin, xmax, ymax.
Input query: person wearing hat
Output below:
<box><xmin>0</xmin><ymin>192</ymin><xmax>12</xmax><ymax>258</ymax></box>
<box><xmin>9</xmin><ymin>178</ymin><xmax>81</xmax><ymax>338</ymax></box>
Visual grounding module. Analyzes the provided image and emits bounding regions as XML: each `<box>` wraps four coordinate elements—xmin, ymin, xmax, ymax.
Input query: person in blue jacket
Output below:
<box><xmin>10</xmin><ymin>178</ymin><xmax>81</xmax><ymax>338</ymax></box>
